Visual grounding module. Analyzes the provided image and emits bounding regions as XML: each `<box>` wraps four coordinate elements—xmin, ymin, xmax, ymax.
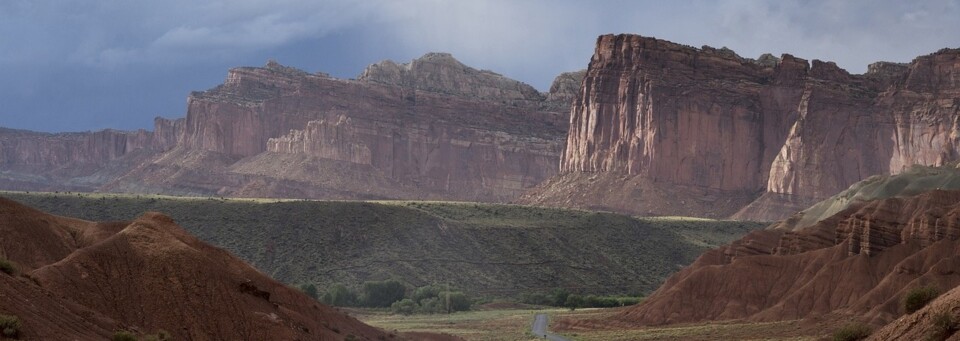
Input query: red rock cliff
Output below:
<box><xmin>528</xmin><ymin>34</ymin><xmax>960</xmax><ymax>219</ymax></box>
<box><xmin>104</xmin><ymin>55</ymin><xmax>571</xmax><ymax>201</ymax></box>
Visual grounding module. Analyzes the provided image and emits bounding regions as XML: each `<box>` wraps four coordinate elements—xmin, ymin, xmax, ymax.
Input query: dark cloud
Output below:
<box><xmin>1</xmin><ymin>0</ymin><xmax>958</xmax><ymax>132</ymax></box>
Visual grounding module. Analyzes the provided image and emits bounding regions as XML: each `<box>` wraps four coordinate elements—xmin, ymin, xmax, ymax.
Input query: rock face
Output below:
<box><xmin>358</xmin><ymin>52</ymin><xmax>546</xmax><ymax>103</ymax></box>
<box><xmin>264</xmin><ymin>113</ymin><xmax>560</xmax><ymax>199</ymax></box>
<box><xmin>524</xmin><ymin>34</ymin><xmax>960</xmax><ymax>219</ymax></box>
<box><xmin>0</xmin><ymin>197</ymin><xmax>399</xmax><ymax>340</ymax></box>
<box><xmin>0</xmin><ymin>127</ymin><xmax>161</xmax><ymax>191</ymax></box>
<box><xmin>0</xmin><ymin>53</ymin><xmax>573</xmax><ymax>202</ymax></box>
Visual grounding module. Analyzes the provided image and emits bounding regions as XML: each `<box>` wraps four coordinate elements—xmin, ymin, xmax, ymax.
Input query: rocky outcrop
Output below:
<box><xmin>358</xmin><ymin>52</ymin><xmax>545</xmax><ymax>103</ymax></box>
<box><xmin>544</xmin><ymin>70</ymin><xmax>586</xmax><ymax>109</ymax></box>
<box><xmin>526</xmin><ymin>34</ymin><xmax>960</xmax><ymax>219</ymax></box>
<box><xmin>599</xmin><ymin>188</ymin><xmax>960</xmax><ymax>328</ymax></box>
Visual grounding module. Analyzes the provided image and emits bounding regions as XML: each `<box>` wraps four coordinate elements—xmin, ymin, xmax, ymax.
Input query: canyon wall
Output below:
<box><xmin>3</xmin><ymin>54</ymin><xmax>572</xmax><ymax>201</ymax></box>
<box><xmin>525</xmin><ymin>34</ymin><xmax>960</xmax><ymax>219</ymax></box>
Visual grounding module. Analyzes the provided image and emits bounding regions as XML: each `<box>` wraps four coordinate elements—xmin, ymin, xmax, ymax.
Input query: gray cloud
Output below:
<box><xmin>0</xmin><ymin>0</ymin><xmax>958</xmax><ymax>132</ymax></box>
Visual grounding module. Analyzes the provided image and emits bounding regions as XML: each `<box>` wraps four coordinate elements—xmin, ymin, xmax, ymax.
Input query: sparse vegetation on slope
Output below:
<box><xmin>0</xmin><ymin>314</ymin><xmax>21</xmax><ymax>339</ymax></box>
<box><xmin>0</xmin><ymin>258</ymin><xmax>15</xmax><ymax>275</ymax></box>
<box><xmin>904</xmin><ymin>285</ymin><xmax>941</xmax><ymax>314</ymax></box>
<box><xmin>1</xmin><ymin>192</ymin><xmax>765</xmax><ymax>299</ymax></box>
<box><xmin>833</xmin><ymin>323</ymin><xmax>872</xmax><ymax>341</ymax></box>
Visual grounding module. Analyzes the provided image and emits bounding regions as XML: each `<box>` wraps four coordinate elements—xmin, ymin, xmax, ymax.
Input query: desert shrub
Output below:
<box><xmin>551</xmin><ymin>288</ymin><xmax>570</xmax><ymax>307</ymax></box>
<box><xmin>299</xmin><ymin>283</ymin><xmax>318</xmax><ymax>300</ymax></box>
<box><xmin>0</xmin><ymin>258</ymin><xmax>17</xmax><ymax>275</ymax></box>
<box><xmin>418</xmin><ymin>297</ymin><xmax>443</xmax><ymax>314</ymax></box>
<box><xmin>438</xmin><ymin>291</ymin><xmax>471</xmax><ymax>313</ymax></box>
<box><xmin>390</xmin><ymin>299</ymin><xmax>417</xmax><ymax>315</ymax></box>
<box><xmin>0</xmin><ymin>314</ymin><xmax>21</xmax><ymax>339</ymax></box>
<box><xmin>412</xmin><ymin>284</ymin><xmax>446</xmax><ymax>304</ymax></box>
<box><xmin>564</xmin><ymin>294</ymin><xmax>584</xmax><ymax>310</ymax></box>
<box><xmin>930</xmin><ymin>310</ymin><xmax>958</xmax><ymax>340</ymax></box>
<box><xmin>320</xmin><ymin>284</ymin><xmax>358</xmax><ymax>307</ymax></box>
<box><xmin>519</xmin><ymin>292</ymin><xmax>552</xmax><ymax>306</ymax></box>
<box><xmin>360</xmin><ymin>280</ymin><xmax>407</xmax><ymax>308</ymax></box>
<box><xmin>616</xmin><ymin>296</ymin><xmax>644</xmax><ymax>306</ymax></box>
<box><xmin>904</xmin><ymin>285</ymin><xmax>940</xmax><ymax>314</ymax></box>
<box><xmin>832</xmin><ymin>323</ymin><xmax>871</xmax><ymax>341</ymax></box>
<box><xmin>112</xmin><ymin>330</ymin><xmax>138</xmax><ymax>341</ymax></box>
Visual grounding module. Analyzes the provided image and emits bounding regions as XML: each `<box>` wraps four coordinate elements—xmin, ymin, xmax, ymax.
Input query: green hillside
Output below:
<box><xmin>2</xmin><ymin>192</ymin><xmax>764</xmax><ymax>298</ymax></box>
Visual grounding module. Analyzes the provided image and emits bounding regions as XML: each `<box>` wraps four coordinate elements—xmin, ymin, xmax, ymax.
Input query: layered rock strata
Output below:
<box><xmin>599</xmin><ymin>188</ymin><xmax>960</xmax><ymax>327</ymax></box>
<box><xmin>1</xmin><ymin>54</ymin><xmax>575</xmax><ymax>201</ymax></box>
<box><xmin>525</xmin><ymin>34</ymin><xmax>960</xmax><ymax>219</ymax></box>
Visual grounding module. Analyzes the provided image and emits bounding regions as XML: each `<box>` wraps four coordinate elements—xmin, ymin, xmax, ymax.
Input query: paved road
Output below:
<box><xmin>531</xmin><ymin>313</ymin><xmax>573</xmax><ymax>341</ymax></box>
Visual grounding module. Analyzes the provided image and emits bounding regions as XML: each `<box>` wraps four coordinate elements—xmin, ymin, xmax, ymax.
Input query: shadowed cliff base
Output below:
<box><xmin>519</xmin><ymin>171</ymin><xmax>760</xmax><ymax>219</ymax></box>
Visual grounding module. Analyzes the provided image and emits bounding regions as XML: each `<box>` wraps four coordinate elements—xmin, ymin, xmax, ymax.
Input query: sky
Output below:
<box><xmin>1</xmin><ymin>0</ymin><xmax>958</xmax><ymax>133</ymax></box>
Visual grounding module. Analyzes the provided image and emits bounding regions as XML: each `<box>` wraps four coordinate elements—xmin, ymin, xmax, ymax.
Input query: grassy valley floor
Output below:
<box><xmin>1</xmin><ymin>191</ymin><xmax>766</xmax><ymax>300</ymax></box>
<box><xmin>356</xmin><ymin>307</ymin><xmax>834</xmax><ymax>341</ymax></box>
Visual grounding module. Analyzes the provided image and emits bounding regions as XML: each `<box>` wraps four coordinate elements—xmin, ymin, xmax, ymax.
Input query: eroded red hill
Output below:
<box><xmin>0</xmin><ymin>197</ymin><xmax>403</xmax><ymax>340</ymax></box>
<box><xmin>566</xmin><ymin>190</ymin><xmax>960</xmax><ymax>329</ymax></box>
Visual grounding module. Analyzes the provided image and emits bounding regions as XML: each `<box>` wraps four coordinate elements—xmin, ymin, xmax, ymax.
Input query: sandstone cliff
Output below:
<box><xmin>0</xmin><ymin>127</ymin><xmax>161</xmax><ymax>191</ymax></box>
<box><xmin>524</xmin><ymin>34</ymin><xmax>960</xmax><ymax>219</ymax></box>
<box><xmin>90</xmin><ymin>53</ymin><xmax>573</xmax><ymax>201</ymax></box>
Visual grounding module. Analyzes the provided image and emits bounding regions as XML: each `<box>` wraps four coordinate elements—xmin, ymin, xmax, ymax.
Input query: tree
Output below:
<box><xmin>390</xmin><ymin>299</ymin><xmax>417</xmax><ymax>315</ymax></box>
<box><xmin>412</xmin><ymin>284</ymin><xmax>444</xmax><ymax>304</ymax></box>
<box><xmin>552</xmin><ymin>288</ymin><xmax>570</xmax><ymax>307</ymax></box>
<box><xmin>439</xmin><ymin>291</ymin><xmax>471</xmax><ymax>313</ymax></box>
<box><xmin>299</xmin><ymin>283</ymin><xmax>318</xmax><ymax>300</ymax></box>
<box><xmin>320</xmin><ymin>283</ymin><xmax>358</xmax><ymax>307</ymax></box>
<box><xmin>360</xmin><ymin>280</ymin><xmax>407</xmax><ymax>307</ymax></box>
<box><xmin>564</xmin><ymin>294</ymin><xmax>584</xmax><ymax>310</ymax></box>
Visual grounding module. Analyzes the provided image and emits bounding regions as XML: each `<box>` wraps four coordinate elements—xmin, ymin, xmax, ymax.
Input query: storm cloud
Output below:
<box><xmin>1</xmin><ymin>0</ymin><xmax>958</xmax><ymax>132</ymax></box>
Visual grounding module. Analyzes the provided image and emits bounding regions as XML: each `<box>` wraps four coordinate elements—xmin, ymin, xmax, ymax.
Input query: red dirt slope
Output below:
<box><xmin>609</xmin><ymin>190</ymin><xmax>960</xmax><ymax>327</ymax></box>
<box><xmin>0</xmin><ymin>197</ymin><xmax>400</xmax><ymax>340</ymax></box>
<box><xmin>868</xmin><ymin>284</ymin><xmax>960</xmax><ymax>340</ymax></box>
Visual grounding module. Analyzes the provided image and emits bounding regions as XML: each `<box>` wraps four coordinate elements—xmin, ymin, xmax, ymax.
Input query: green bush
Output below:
<box><xmin>418</xmin><ymin>297</ymin><xmax>443</xmax><ymax>314</ymax></box>
<box><xmin>551</xmin><ymin>288</ymin><xmax>569</xmax><ymax>307</ymax></box>
<box><xmin>390</xmin><ymin>298</ymin><xmax>417</xmax><ymax>315</ymax></box>
<box><xmin>320</xmin><ymin>284</ymin><xmax>358</xmax><ymax>307</ymax></box>
<box><xmin>832</xmin><ymin>322</ymin><xmax>871</xmax><ymax>341</ymax></box>
<box><xmin>0</xmin><ymin>314</ymin><xmax>21</xmax><ymax>339</ymax></box>
<box><xmin>518</xmin><ymin>292</ymin><xmax>552</xmax><ymax>306</ymax></box>
<box><xmin>412</xmin><ymin>284</ymin><xmax>446</xmax><ymax>304</ymax></box>
<box><xmin>904</xmin><ymin>285</ymin><xmax>940</xmax><ymax>314</ymax></box>
<box><xmin>564</xmin><ymin>294</ymin><xmax>584</xmax><ymax>310</ymax></box>
<box><xmin>360</xmin><ymin>280</ymin><xmax>407</xmax><ymax>308</ymax></box>
<box><xmin>0</xmin><ymin>258</ymin><xmax>17</xmax><ymax>275</ymax></box>
<box><xmin>299</xmin><ymin>283</ymin><xmax>318</xmax><ymax>300</ymax></box>
<box><xmin>930</xmin><ymin>310</ymin><xmax>958</xmax><ymax>340</ymax></box>
<box><xmin>437</xmin><ymin>291</ymin><xmax>471</xmax><ymax>313</ymax></box>
<box><xmin>112</xmin><ymin>330</ymin><xmax>138</xmax><ymax>341</ymax></box>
